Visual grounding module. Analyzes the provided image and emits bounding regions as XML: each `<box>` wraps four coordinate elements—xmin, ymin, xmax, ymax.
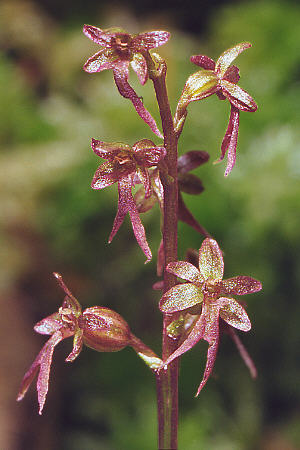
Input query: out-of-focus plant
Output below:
<box><xmin>16</xmin><ymin>23</ymin><xmax>263</xmax><ymax>449</ymax></box>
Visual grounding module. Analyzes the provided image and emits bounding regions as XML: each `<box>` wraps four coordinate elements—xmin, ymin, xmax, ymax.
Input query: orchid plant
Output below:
<box><xmin>17</xmin><ymin>25</ymin><xmax>262</xmax><ymax>449</ymax></box>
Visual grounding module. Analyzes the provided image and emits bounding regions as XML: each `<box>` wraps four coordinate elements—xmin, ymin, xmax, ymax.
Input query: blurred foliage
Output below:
<box><xmin>1</xmin><ymin>0</ymin><xmax>300</xmax><ymax>449</ymax></box>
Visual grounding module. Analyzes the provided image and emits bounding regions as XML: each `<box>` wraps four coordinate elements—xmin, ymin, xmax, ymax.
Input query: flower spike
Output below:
<box><xmin>159</xmin><ymin>238</ymin><xmax>262</xmax><ymax>394</ymax></box>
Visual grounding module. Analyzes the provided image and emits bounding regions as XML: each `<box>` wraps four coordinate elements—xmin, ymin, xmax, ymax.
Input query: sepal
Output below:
<box><xmin>219</xmin><ymin>297</ymin><xmax>251</xmax><ymax>331</ymax></box>
<box><xmin>166</xmin><ymin>261</ymin><xmax>203</xmax><ymax>284</ymax></box>
<box><xmin>178</xmin><ymin>173</ymin><xmax>204</xmax><ymax>195</ymax></box>
<box><xmin>159</xmin><ymin>283</ymin><xmax>203</xmax><ymax>313</ymax></box>
<box><xmin>215</xmin><ymin>42</ymin><xmax>252</xmax><ymax>77</ymax></box>
<box><xmin>109</xmin><ymin>177</ymin><xmax>152</xmax><ymax>262</ymax></box>
<box><xmin>198</xmin><ymin>239</ymin><xmax>224</xmax><ymax>281</ymax></box>
<box><xmin>34</xmin><ymin>313</ymin><xmax>63</xmax><ymax>335</ymax></box>
<box><xmin>177</xmin><ymin>70</ymin><xmax>218</xmax><ymax>112</ymax></box>
<box><xmin>65</xmin><ymin>329</ymin><xmax>83</xmax><ymax>362</ymax></box>
<box><xmin>219</xmin><ymin>275</ymin><xmax>262</xmax><ymax>296</ymax></box>
<box><xmin>17</xmin><ymin>328</ymin><xmax>73</xmax><ymax>415</ymax></box>
<box><xmin>177</xmin><ymin>150</ymin><xmax>210</xmax><ymax>173</ymax></box>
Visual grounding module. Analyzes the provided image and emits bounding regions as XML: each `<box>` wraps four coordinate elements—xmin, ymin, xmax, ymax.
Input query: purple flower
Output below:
<box><xmin>159</xmin><ymin>238</ymin><xmax>262</xmax><ymax>394</ymax></box>
<box><xmin>91</xmin><ymin>138</ymin><xmax>166</xmax><ymax>262</ymax></box>
<box><xmin>83</xmin><ymin>25</ymin><xmax>170</xmax><ymax>137</ymax></box>
<box><xmin>176</xmin><ymin>43</ymin><xmax>257</xmax><ymax>176</ymax></box>
<box><xmin>17</xmin><ymin>273</ymin><xmax>161</xmax><ymax>414</ymax></box>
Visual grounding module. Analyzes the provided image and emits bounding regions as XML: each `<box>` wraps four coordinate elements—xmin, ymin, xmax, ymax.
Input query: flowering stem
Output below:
<box><xmin>146</xmin><ymin>52</ymin><xmax>179</xmax><ymax>449</ymax></box>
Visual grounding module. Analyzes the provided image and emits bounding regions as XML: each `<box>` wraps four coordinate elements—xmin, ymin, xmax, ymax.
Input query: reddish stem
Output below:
<box><xmin>146</xmin><ymin>53</ymin><xmax>179</xmax><ymax>449</ymax></box>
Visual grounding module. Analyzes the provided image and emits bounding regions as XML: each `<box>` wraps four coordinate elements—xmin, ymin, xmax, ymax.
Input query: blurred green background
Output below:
<box><xmin>1</xmin><ymin>0</ymin><xmax>299</xmax><ymax>449</ymax></box>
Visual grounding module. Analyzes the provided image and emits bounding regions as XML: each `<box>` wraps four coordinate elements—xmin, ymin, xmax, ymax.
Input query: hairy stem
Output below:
<box><xmin>146</xmin><ymin>52</ymin><xmax>180</xmax><ymax>449</ymax></box>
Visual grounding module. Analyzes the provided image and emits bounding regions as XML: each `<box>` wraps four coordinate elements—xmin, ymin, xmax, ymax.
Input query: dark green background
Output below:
<box><xmin>1</xmin><ymin>0</ymin><xmax>299</xmax><ymax>448</ymax></box>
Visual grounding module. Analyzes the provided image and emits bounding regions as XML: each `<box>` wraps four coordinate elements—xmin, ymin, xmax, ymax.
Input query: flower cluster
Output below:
<box><xmin>159</xmin><ymin>238</ymin><xmax>262</xmax><ymax>394</ymax></box>
<box><xmin>83</xmin><ymin>25</ymin><xmax>170</xmax><ymax>137</ymax></box>
<box><xmin>176</xmin><ymin>43</ymin><xmax>257</xmax><ymax>176</ymax></box>
<box><xmin>17</xmin><ymin>273</ymin><xmax>161</xmax><ymax>414</ymax></box>
<box><xmin>91</xmin><ymin>138</ymin><xmax>166</xmax><ymax>261</ymax></box>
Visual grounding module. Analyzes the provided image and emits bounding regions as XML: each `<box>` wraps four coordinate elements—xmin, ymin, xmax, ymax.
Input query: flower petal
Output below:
<box><xmin>65</xmin><ymin>329</ymin><xmax>83</xmax><ymax>362</ymax></box>
<box><xmin>91</xmin><ymin>138</ymin><xmax>131</xmax><ymax>159</ymax></box>
<box><xmin>133</xmin><ymin>139</ymin><xmax>166</xmax><ymax>167</ymax></box>
<box><xmin>166</xmin><ymin>261</ymin><xmax>203</xmax><ymax>284</ymax></box>
<box><xmin>216</xmin><ymin>105</ymin><xmax>239</xmax><ymax>177</ymax></box>
<box><xmin>34</xmin><ymin>313</ymin><xmax>63</xmax><ymax>335</ymax></box>
<box><xmin>151</xmin><ymin>168</ymin><xmax>164</xmax><ymax>209</ymax></box>
<box><xmin>159</xmin><ymin>283</ymin><xmax>203</xmax><ymax>313</ymax></box>
<box><xmin>195</xmin><ymin>300</ymin><xmax>220</xmax><ymax>395</ymax></box>
<box><xmin>198</xmin><ymin>238</ymin><xmax>224</xmax><ymax>281</ymax></box>
<box><xmin>215</xmin><ymin>42</ymin><xmax>252</xmax><ymax>77</ymax></box>
<box><xmin>153</xmin><ymin>280</ymin><xmax>164</xmax><ymax>290</ymax></box>
<box><xmin>162</xmin><ymin>299</ymin><xmax>220</xmax><ymax>388</ymax></box>
<box><xmin>179</xmin><ymin>173</ymin><xmax>204</xmax><ymax>195</ymax></box>
<box><xmin>220</xmin><ymin>276</ymin><xmax>262</xmax><ymax>296</ymax></box>
<box><xmin>136</xmin><ymin>167</ymin><xmax>152</xmax><ymax>198</ymax></box>
<box><xmin>178</xmin><ymin>70</ymin><xmax>218</xmax><ymax>110</ymax></box>
<box><xmin>130</xmin><ymin>53</ymin><xmax>148</xmax><ymax>85</ymax></box>
<box><xmin>162</xmin><ymin>313</ymin><xmax>207</xmax><ymax>367</ymax></box>
<box><xmin>109</xmin><ymin>177</ymin><xmax>152</xmax><ymax>262</ymax></box>
<box><xmin>190</xmin><ymin>55</ymin><xmax>216</xmax><ymax>70</ymax></box>
<box><xmin>113</xmin><ymin>61</ymin><xmax>163</xmax><ymax>138</ymax></box>
<box><xmin>132</xmin><ymin>31</ymin><xmax>170</xmax><ymax>50</ymax></box>
<box><xmin>91</xmin><ymin>161</ymin><xmax>134</xmax><ymax>189</ymax></box>
<box><xmin>223</xmin><ymin>65</ymin><xmax>240</xmax><ymax>84</ymax></box>
<box><xmin>178</xmin><ymin>194</ymin><xmax>211</xmax><ymax>237</ymax></box>
<box><xmin>83</xmin><ymin>49</ymin><xmax>117</xmax><ymax>73</ymax></box>
<box><xmin>17</xmin><ymin>329</ymin><xmax>73</xmax><ymax>414</ymax></box>
<box><xmin>219</xmin><ymin>105</ymin><xmax>237</xmax><ymax>162</ymax></box>
<box><xmin>177</xmin><ymin>150</ymin><xmax>210</xmax><ymax>174</ymax></box>
<box><xmin>219</xmin><ymin>297</ymin><xmax>251</xmax><ymax>331</ymax></box>
<box><xmin>220</xmin><ymin>80</ymin><xmax>257</xmax><ymax>112</ymax></box>
<box><xmin>83</xmin><ymin>25</ymin><xmax>113</xmax><ymax>47</ymax></box>
<box><xmin>195</xmin><ymin>331</ymin><xmax>219</xmax><ymax>395</ymax></box>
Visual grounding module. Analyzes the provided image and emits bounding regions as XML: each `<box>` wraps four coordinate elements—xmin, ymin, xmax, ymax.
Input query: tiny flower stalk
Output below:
<box><xmin>17</xmin><ymin>273</ymin><xmax>162</xmax><ymax>414</ymax></box>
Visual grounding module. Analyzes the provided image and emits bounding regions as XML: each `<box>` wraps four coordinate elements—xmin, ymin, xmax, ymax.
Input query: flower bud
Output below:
<box><xmin>178</xmin><ymin>173</ymin><xmax>204</xmax><ymax>195</ymax></box>
<box><xmin>79</xmin><ymin>306</ymin><xmax>132</xmax><ymax>352</ymax></box>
